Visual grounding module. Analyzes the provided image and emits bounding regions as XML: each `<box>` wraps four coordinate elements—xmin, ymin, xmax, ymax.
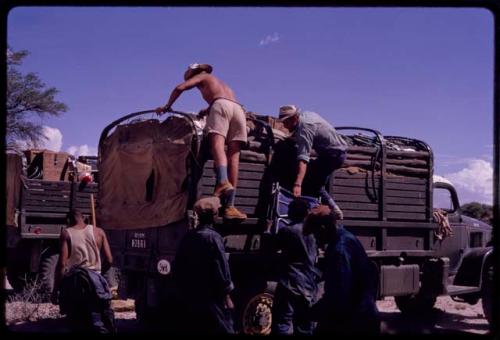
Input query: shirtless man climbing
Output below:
<box><xmin>156</xmin><ymin>63</ymin><xmax>247</xmax><ymax>221</ymax></box>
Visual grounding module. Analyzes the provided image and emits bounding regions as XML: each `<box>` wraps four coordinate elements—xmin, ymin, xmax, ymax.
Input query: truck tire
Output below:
<box><xmin>395</xmin><ymin>294</ymin><xmax>437</xmax><ymax>315</ymax></box>
<box><xmin>239</xmin><ymin>282</ymin><xmax>275</xmax><ymax>335</ymax></box>
<box><xmin>481</xmin><ymin>261</ymin><xmax>493</xmax><ymax>325</ymax></box>
<box><xmin>39</xmin><ymin>254</ymin><xmax>59</xmax><ymax>298</ymax></box>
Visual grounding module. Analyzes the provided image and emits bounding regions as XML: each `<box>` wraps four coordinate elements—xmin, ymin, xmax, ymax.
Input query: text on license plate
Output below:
<box><xmin>131</xmin><ymin>239</ymin><xmax>147</xmax><ymax>249</ymax></box>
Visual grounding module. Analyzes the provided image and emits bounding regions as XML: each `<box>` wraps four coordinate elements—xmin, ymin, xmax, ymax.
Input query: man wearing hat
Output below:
<box><xmin>278</xmin><ymin>105</ymin><xmax>347</xmax><ymax>219</ymax></box>
<box><xmin>156</xmin><ymin>64</ymin><xmax>247</xmax><ymax>221</ymax></box>
<box><xmin>172</xmin><ymin>197</ymin><xmax>235</xmax><ymax>334</ymax></box>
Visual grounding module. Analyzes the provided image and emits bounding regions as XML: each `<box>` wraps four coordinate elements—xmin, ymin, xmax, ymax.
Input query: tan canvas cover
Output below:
<box><xmin>6</xmin><ymin>153</ymin><xmax>22</xmax><ymax>226</ymax></box>
<box><xmin>98</xmin><ymin>116</ymin><xmax>194</xmax><ymax>230</ymax></box>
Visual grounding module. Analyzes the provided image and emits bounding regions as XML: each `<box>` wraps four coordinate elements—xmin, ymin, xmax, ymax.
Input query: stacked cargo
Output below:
<box><xmin>331</xmin><ymin>132</ymin><xmax>433</xmax><ymax>222</ymax></box>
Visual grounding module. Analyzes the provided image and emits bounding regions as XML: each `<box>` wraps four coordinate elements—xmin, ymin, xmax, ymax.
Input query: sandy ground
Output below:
<box><xmin>5</xmin><ymin>296</ymin><xmax>490</xmax><ymax>334</ymax></box>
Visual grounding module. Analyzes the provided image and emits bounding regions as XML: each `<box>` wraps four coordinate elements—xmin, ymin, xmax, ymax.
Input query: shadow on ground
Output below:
<box><xmin>7</xmin><ymin>317</ymin><xmax>141</xmax><ymax>333</ymax></box>
<box><xmin>380</xmin><ymin>308</ymin><xmax>491</xmax><ymax>335</ymax></box>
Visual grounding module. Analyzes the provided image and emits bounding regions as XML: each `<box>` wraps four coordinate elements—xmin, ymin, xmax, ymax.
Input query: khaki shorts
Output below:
<box><xmin>205</xmin><ymin>99</ymin><xmax>247</xmax><ymax>143</ymax></box>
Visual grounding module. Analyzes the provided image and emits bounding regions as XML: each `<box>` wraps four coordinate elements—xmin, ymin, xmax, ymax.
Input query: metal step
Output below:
<box><xmin>446</xmin><ymin>284</ymin><xmax>481</xmax><ymax>296</ymax></box>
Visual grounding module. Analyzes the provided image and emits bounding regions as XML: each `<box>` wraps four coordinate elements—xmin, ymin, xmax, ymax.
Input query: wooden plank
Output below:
<box><xmin>333</xmin><ymin>173</ymin><xmax>426</xmax><ymax>185</ymax></box>
<box><xmin>23</xmin><ymin>206</ymin><xmax>70</xmax><ymax>212</ymax></box>
<box><xmin>333</xmin><ymin>168</ymin><xmax>380</xmax><ymax>179</ymax></box>
<box><xmin>343</xmin><ymin>210</ymin><xmax>379</xmax><ymax>219</ymax></box>
<box><xmin>333</xmin><ymin>171</ymin><xmax>376</xmax><ymax>180</ymax></box>
<box><xmin>24</xmin><ymin>199</ymin><xmax>70</xmax><ymax>207</ymax></box>
<box><xmin>386</xmin><ymin>196</ymin><xmax>426</xmax><ymax>205</ymax></box>
<box><xmin>201</xmin><ymin>178</ymin><xmax>262</xmax><ymax>189</ymax></box>
<box><xmin>238</xmin><ymin>206</ymin><xmax>257</xmax><ymax>215</ymax></box>
<box><xmin>202</xmin><ymin>170</ymin><xmax>264</xmax><ymax>181</ymax></box>
<box><xmin>26</xmin><ymin>180</ymin><xmax>71</xmax><ymax>189</ymax></box>
<box><xmin>24</xmin><ymin>187</ymin><xmax>71</xmax><ymax>195</ymax></box>
<box><xmin>331</xmin><ymin>186</ymin><xmax>374</xmax><ymax>195</ymax></box>
<box><xmin>386</xmin><ymin>176</ymin><xmax>427</xmax><ymax>185</ymax></box>
<box><xmin>343</xmin><ymin>160</ymin><xmax>379</xmax><ymax>168</ymax></box>
<box><xmin>387</xmin><ymin>212</ymin><xmax>427</xmax><ymax>220</ymax></box>
<box><xmin>234</xmin><ymin>197</ymin><xmax>259</xmax><ymax>206</ymax></box>
<box><xmin>200</xmin><ymin>187</ymin><xmax>260</xmax><ymax>197</ymax></box>
<box><xmin>387</xmin><ymin>150</ymin><xmax>429</xmax><ymax>158</ymax></box>
<box><xmin>346</xmin><ymin>146</ymin><xmax>378</xmax><ymax>155</ymax></box>
<box><xmin>386</xmin><ymin>190</ymin><xmax>426</xmax><ymax>199</ymax></box>
<box><xmin>386</xmin><ymin>158</ymin><xmax>428</xmax><ymax>167</ymax></box>
<box><xmin>332</xmin><ymin>178</ymin><xmax>380</xmax><ymax>188</ymax></box>
<box><xmin>204</xmin><ymin>160</ymin><xmax>266</xmax><ymax>172</ymax></box>
<box><xmin>386</xmin><ymin>165</ymin><xmax>429</xmax><ymax>176</ymax></box>
<box><xmin>386</xmin><ymin>205</ymin><xmax>428</xmax><ymax>213</ymax></box>
<box><xmin>385</xmin><ymin>182</ymin><xmax>426</xmax><ymax>192</ymax></box>
<box><xmin>338</xmin><ymin>202</ymin><xmax>379</xmax><ymax>211</ymax></box>
<box><xmin>346</xmin><ymin>154</ymin><xmax>374</xmax><ymax>161</ymax></box>
<box><xmin>25</xmin><ymin>193</ymin><xmax>70</xmax><ymax>201</ymax></box>
<box><xmin>334</xmin><ymin>193</ymin><xmax>378</xmax><ymax>203</ymax></box>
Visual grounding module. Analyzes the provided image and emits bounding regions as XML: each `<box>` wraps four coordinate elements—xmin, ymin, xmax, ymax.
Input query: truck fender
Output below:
<box><xmin>453</xmin><ymin>247</ymin><xmax>493</xmax><ymax>288</ymax></box>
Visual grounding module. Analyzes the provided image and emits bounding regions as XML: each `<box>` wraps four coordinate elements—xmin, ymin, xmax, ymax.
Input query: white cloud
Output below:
<box><xmin>67</xmin><ymin>144</ymin><xmax>97</xmax><ymax>157</ymax></box>
<box><xmin>442</xmin><ymin>159</ymin><xmax>493</xmax><ymax>205</ymax></box>
<box><xmin>39</xmin><ymin>126</ymin><xmax>63</xmax><ymax>152</ymax></box>
<box><xmin>259</xmin><ymin>32</ymin><xmax>280</xmax><ymax>46</ymax></box>
<box><xmin>12</xmin><ymin>125</ymin><xmax>64</xmax><ymax>152</ymax></box>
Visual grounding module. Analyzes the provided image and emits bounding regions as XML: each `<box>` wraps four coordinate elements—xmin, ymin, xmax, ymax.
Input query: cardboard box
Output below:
<box><xmin>24</xmin><ymin>149</ymin><xmax>71</xmax><ymax>181</ymax></box>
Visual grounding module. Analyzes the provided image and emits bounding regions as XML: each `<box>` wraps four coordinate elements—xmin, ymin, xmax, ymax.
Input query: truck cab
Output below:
<box><xmin>432</xmin><ymin>176</ymin><xmax>493</xmax><ymax>323</ymax></box>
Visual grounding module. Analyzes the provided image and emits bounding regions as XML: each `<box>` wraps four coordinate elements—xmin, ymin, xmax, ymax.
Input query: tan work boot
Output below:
<box><xmin>213</xmin><ymin>181</ymin><xmax>234</xmax><ymax>198</ymax></box>
<box><xmin>224</xmin><ymin>206</ymin><xmax>247</xmax><ymax>221</ymax></box>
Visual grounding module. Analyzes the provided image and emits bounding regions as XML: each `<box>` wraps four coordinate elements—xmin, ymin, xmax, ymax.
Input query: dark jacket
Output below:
<box><xmin>315</xmin><ymin>226</ymin><xmax>380</xmax><ymax>334</ymax></box>
<box><xmin>276</xmin><ymin>222</ymin><xmax>321</xmax><ymax>304</ymax></box>
<box><xmin>172</xmin><ymin>224</ymin><xmax>234</xmax><ymax>334</ymax></box>
<box><xmin>59</xmin><ymin>266</ymin><xmax>115</xmax><ymax>333</ymax></box>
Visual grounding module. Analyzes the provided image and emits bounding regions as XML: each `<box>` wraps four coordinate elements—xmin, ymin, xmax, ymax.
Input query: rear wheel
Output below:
<box><xmin>38</xmin><ymin>254</ymin><xmax>59</xmax><ymax>299</ymax></box>
<box><xmin>395</xmin><ymin>294</ymin><xmax>437</xmax><ymax>315</ymax></box>
<box><xmin>239</xmin><ymin>283</ymin><xmax>275</xmax><ymax>335</ymax></box>
<box><xmin>481</xmin><ymin>261</ymin><xmax>493</xmax><ymax>325</ymax></box>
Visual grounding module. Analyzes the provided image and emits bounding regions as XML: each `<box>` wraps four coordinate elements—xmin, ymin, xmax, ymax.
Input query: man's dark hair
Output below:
<box><xmin>288</xmin><ymin>198</ymin><xmax>310</xmax><ymax>223</ymax></box>
<box><xmin>66</xmin><ymin>209</ymin><xmax>83</xmax><ymax>226</ymax></box>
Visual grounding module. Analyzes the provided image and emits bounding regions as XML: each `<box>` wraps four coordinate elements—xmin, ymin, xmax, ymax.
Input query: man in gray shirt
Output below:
<box><xmin>278</xmin><ymin>105</ymin><xmax>347</xmax><ymax>219</ymax></box>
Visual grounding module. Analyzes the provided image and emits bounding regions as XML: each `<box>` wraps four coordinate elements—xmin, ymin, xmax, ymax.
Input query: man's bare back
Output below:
<box><xmin>158</xmin><ymin>70</ymin><xmax>237</xmax><ymax>114</ymax></box>
<box><xmin>194</xmin><ymin>73</ymin><xmax>236</xmax><ymax>104</ymax></box>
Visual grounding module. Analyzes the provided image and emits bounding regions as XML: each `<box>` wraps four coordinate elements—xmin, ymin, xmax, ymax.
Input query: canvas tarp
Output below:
<box><xmin>98</xmin><ymin>116</ymin><xmax>194</xmax><ymax>230</ymax></box>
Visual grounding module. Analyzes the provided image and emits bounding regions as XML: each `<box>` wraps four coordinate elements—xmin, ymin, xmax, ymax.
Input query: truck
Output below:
<box><xmin>94</xmin><ymin>109</ymin><xmax>492</xmax><ymax>334</ymax></box>
<box><xmin>5</xmin><ymin>150</ymin><xmax>118</xmax><ymax>296</ymax></box>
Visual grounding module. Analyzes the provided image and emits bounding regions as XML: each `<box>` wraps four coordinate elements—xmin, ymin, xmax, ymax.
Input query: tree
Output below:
<box><xmin>6</xmin><ymin>48</ymin><xmax>67</xmax><ymax>150</ymax></box>
<box><xmin>460</xmin><ymin>202</ymin><xmax>493</xmax><ymax>225</ymax></box>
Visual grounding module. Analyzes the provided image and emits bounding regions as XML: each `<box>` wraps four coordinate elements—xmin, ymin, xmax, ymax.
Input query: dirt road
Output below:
<box><xmin>5</xmin><ymin>296</ymin><xmax>490</xmax><ymax>334</ymax></box>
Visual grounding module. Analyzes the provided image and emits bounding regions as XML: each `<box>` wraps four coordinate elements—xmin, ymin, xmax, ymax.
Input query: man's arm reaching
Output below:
<box><xmin>156</xmin><ymin>74</ymin><xmax>205</xmax><ymax>114</ymax></box>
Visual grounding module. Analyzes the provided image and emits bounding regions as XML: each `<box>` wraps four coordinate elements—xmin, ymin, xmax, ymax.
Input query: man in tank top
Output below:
<box><xmin>53</xmin><ymin>209</ymin><xmax>115</xmax><ymax>333</ymax></box>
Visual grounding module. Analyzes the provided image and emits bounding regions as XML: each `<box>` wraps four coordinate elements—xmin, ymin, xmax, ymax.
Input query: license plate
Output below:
<box><xmin>130</xmin><ymin>232</ymin><xmax>147</xmax><ymax>249</ymax></box>
<box><xmin>131</xmin><ymin>238</ymin><xmax>147</xmax><ymax>249</ymax></box>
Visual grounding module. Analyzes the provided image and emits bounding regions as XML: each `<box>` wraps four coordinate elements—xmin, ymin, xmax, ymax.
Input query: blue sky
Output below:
<box><xmin>7</xmin><ymin>7</ymin><xmax>494</xmax><ymax>204</ymax></box>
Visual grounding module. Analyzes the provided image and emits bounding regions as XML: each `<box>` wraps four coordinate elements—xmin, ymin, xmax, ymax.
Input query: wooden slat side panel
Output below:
<box><xmin>385</xmin><ymin>182</ymin><xmax>426</xmax><ymax>192</ymax></box>
<box><xmin>201</xmin><ymin>178</ymin><xmax>262</xmax><ymax>189</ymax></box>
<box><xmin>385</xmin><ymin>205</ymin><xmax>428</xmax><ymax>213</ymax></box>
<box><xmin>386</xmin><ymin>212</ymin><xmax>427</xmax><ymax>220</ymax></box>
<box><xmin>386</xmin><ymin>190</ymin><xmax>426</xmax><ymax>199</ymax></box>
<box><xmin>204</xmin><ymin>160</ymin><xmax>265</xmax><ymax>172</ymax></box>
<box><xmin>200</xmin><ymin>187</ymin><xmax>260</xmax><ymax>198</ymax></box>
<box><xmin>342</xmin><ymin>210</ymin><xmax>379</xmax><ymax>219</ymax></box>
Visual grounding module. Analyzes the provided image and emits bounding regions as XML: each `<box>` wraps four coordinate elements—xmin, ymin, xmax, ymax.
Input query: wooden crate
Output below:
<box><xmin>24</xmin><ymin>149</ymin><xmax>71</xmax><ymax>181</ymax></box>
